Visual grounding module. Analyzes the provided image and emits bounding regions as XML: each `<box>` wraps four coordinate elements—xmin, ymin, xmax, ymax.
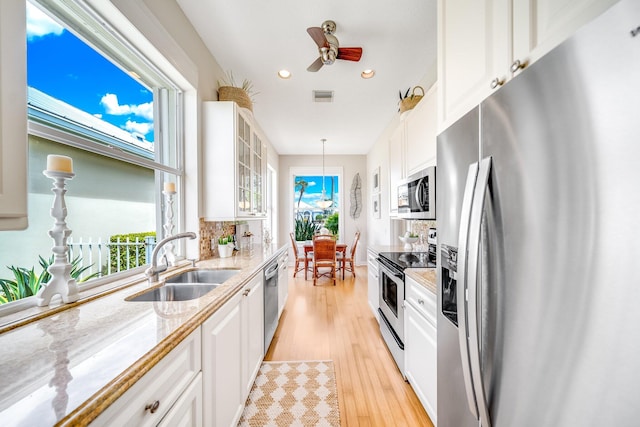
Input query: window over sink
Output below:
<box><xmin>0</xmin><ymin>0</ymin><xmax>186</xmax><ymax>310</ymax></box>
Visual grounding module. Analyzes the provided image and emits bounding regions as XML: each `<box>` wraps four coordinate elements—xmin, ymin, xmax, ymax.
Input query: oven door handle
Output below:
<box><xmin>457</xmin><ymin>162</ymin><xmax>480</xmax><ymax>420</ymax></box>
<box><xmin>376</xmin><ymin>259</ymin><xmax>404</xmax><ymax>279</ymax></box>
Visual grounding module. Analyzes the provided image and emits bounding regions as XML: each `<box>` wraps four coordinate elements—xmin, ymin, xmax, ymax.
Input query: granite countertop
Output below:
<box><xmin>405</xmin><ymin>268</ymin><xmax>437</xmax><ymax>294</ymax></box>
<box><xmin>0</xmin><ymin>244</ymin><xmax>286</xmax><ymax>427</ymax></box>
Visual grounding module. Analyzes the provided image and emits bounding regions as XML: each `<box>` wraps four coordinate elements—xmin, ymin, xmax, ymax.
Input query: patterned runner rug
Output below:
<box><xmin>238</xmin><ymin>360</ymin><xmax>340</xmax><ymax>426</ymax></box>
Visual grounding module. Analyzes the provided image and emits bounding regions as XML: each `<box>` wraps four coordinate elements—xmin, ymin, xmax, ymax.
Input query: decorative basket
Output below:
<box><xmin>399</xmin><ymin>86</ymin><xmax>425</xmax><ymax>114</ymax></box>
<box><xmin>218</xmin><ymin>86</ymin><xmax>253</xmax><ymax>111</ymax></box>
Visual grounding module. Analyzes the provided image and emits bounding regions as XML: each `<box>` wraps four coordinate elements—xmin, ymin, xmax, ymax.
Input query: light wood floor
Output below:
<box><xmin>265</xmin><ymin>266</ymin><xmax>434</xmax><ymax>427</ymax></box>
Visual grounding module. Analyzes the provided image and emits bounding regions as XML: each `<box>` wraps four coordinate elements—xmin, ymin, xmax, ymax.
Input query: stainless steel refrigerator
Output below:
<box><xmin>436</xmin><ymin>1</ymin><xmax>640</xmax><ymax>426</ymax></box>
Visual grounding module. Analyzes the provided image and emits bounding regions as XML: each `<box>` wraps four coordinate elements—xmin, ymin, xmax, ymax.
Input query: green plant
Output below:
<box><xmin>294</xmin><ymin>218</ymin><xmax>320</xmax><ymax>241</ymax></box>
<box><xmin>109</xmin><ymin>232</ymin><xmax>156</xmax><ymax>271</ymax></box>
<box><xmin>325</xmin><ymin>212</ymin><xmax>339</xmax><ymax>236</ymax></box>
<box><xmin>0</xmin><ymin>255</ymin><xmax>98</xmax><ymax>304</ymax></box>
<box><xmin>218</xmin><ymin>235</ymin><xmax>233</xmax><ymax>245</ymax></box>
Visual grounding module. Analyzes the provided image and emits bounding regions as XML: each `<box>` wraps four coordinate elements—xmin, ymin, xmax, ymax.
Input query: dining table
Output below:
<box><xmin>303</xmin><ymin>242</ymin><xmax>347</xmax><ymax>279</ymax></box>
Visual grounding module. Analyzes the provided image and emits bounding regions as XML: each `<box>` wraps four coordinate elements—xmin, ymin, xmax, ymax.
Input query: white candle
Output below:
<box><xmin>164</xmin><ymin>182</ymin><xmax>176</xmax><ymax>192</ymax></box>
<box><xmin>46</xmin><ymin>155</ymin><xmax>73</xmax><ymax>173</ymax></box>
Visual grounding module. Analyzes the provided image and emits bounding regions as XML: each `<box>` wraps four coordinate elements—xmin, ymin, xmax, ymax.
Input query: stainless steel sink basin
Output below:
<box><xmin>127</xmin><ymin>284</ymin><xmax>218</xmax><ymax>302</ymax></box>
<box><xmin>165</xmin><ymin>269</ymin><xmax>239</xmax><ymax>284</ymax></box>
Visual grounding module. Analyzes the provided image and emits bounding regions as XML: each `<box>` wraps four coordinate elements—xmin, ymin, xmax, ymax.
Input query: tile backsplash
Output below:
<box><xmin>199</xmin><ymin>218</ymin><xmax>236</xmax><ymax>259</ymax></box>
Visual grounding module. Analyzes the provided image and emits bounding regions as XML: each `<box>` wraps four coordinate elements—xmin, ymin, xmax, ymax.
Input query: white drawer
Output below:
<box><xmin>91</xmin><ymin>330</ymin><xmax>202</xmax><ymax>427</ymax></box>
<box><xmin>405</xmin><ymin>275</ymin><xmax>436</xmax><ymax>325</ymax></box>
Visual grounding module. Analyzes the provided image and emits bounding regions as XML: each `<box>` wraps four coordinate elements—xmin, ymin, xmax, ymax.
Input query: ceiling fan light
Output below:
<box><xmin>278</xmin><ymin>69</ymin><xmax>291</xmax><ymax>79</ymax></box>
<box><xmin>361</xmin><ymin>69</ymin><xmax>375</xmax><ymax>79</ymax></box>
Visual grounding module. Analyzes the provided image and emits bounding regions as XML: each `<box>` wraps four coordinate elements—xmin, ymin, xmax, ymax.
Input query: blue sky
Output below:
<box><xmin>294</xmin><ymin>175</ymin><xmax>339</xmax><ymax>209</ymax></box>
<box><xmin>26</xmin><ymin>3</ymin><xmax>154</xmax><ymax>141</ymax></box>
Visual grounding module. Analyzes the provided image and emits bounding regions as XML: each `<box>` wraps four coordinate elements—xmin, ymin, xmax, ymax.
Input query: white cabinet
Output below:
<box><xmin>0</xmin><ymin>0</ymin><xmax>28</xmax><ymax>230</ymax></box>
<box><xmin>158</xmin><ymin>373</ymin><xmax>203</xmax><ymax>427</ymax></box>
<box><xmin>90</xmin><ymin>330</ymin><xmax>202</xmax><ymax>427</ymax></box>
<box><xmin>405</xmin><ymin>85</ymin><xmax>438</xmax><ymax>175</ymax></box>
<box><xmin>366</xmin><ymin>249</ymin><xmax>379</xmax><ymax>320</ymax></box>
<box><xmin>389</xmin><ymin>85</ymin><xmax>438</xmax><ymax>216</ymax></box>
<box><xmin>202</xmin><ymin>291</ymin><xmax>243</xmax><ymax>427</ymax></box>
<box><xmin>203</xmin><ymin>101</ymin><xmax>267</xmax><ymax>220</ymax></box>
<box><xmin>202</xmin><ymin>273</ymin><xmax>265</xmax><ymax>426</ymax></box>
<box><xmin>404</xmin><ymin>275</ymin><xmax>437</xmax><ymax>425</ymax></box>
<box><xmin>242</xmin><ymin>273</ymin><xmax>264</xmax><ymax>398</ymax></box>
<box><xmin>438</xmin><ymin>0</ymin><xmax>617</xmax><ymax>130</ymax></box>
<box><xmin>278</xmin><ymin>250</ymin><xmax>289</xmax><ymax>317</ymax></box>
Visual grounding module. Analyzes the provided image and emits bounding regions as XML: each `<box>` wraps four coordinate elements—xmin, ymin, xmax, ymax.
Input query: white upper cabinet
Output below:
<box><xmin>389</xmin><ymin>84</ymin><xmax>438</xmax><ymax>216</ymax></box>
<box><xmin>405</xmin><ymin>84</ymin><xmax>438</xmax><ymax>176</ymax></box>
<box><xmin>0</xmin><ymin>0</ymin><xmax>28</xmax><ymax>230</ymax></box>
<box><xmin>203</xmin><ymin>101</ymin><xmax>267</xmax><ymax>220</ymax></box>
<box><xmin>438</xmin><ymin>0</ymin><xmax>618</xmax><ymax>130</ymax></box>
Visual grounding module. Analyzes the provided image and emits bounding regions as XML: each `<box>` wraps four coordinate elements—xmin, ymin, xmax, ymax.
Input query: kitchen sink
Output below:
<box><xmin>127</xmin><ymin>269</ymin><xmax>240</xmax><ymax>302</ymax></box>
<box><xmin>165</xmin><ymin>268</ymin><xmax>239</xmax><ymax>284</ymax></box>
<box><xmin>126</xmin><ymin>284</ymin><xmax>218</xmax><ymax>302</ymax></box>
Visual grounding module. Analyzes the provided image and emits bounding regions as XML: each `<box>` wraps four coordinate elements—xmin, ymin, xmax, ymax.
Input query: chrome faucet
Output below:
<box><xmin>145</xmin><ymin>232</ymin><xmax>197</xmax><ymax>284</ymax></box>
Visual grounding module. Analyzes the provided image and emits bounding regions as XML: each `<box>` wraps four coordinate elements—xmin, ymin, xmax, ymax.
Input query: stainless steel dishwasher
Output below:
<box><xmin>263</xmin><ymin>258</ymin><xmax>279</xmax><ymax>351</ymax></box>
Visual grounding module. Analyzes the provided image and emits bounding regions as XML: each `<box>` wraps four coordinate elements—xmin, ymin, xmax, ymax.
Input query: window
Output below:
<box><xmin>0</xmin><ymin>0</ymin><xmax>184</xmax><ymax>307</ymax></box>
<box><xmin>293</xmin><ymin>173</ymin><xmax>340</xmax><ymax>238</ymax></box>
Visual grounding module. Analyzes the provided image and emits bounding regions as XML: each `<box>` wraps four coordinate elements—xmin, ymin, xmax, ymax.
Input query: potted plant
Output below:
<box><xmin>217</xmin><ymin>71</ymin><xmax>258</xmax><ymax>112</ymax></box>
<box><xmin>217</xmin><ymin>235</ymin><xmax>234</xmax><ymax>258</ymax></box>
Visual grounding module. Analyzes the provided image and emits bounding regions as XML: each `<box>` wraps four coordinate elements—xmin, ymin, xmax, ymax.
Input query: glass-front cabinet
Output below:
<box><xmin>203</xmin><ymin>101</ymin><xmax>267</xmax><ymax>220</ymax></box>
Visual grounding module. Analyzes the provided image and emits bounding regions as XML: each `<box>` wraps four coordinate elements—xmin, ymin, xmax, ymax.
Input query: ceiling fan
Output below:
<box><xmin>306</xmin><ymin>20</ymin><xmax>363</xmax><ymax>72</ymax></box>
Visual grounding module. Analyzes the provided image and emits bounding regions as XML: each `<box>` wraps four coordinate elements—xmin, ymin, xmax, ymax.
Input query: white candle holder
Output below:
<box><xmin>36</xmin><ymin>170</ymin><xmax>79</xmax><ymax>306</ymax></box>
<box><xmin>162</xmin><ymin>190</ymin><xmax>178</xmax><ymax>266</ymax></box>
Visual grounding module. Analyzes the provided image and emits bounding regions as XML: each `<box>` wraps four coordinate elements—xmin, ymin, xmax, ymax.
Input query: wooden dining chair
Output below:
<box><xmin>337</xmin><ymin>231</ymin><xmax>360</xmax><ymax>279</ymax></box>
<box><xmin>290</xmin><ymin>232</ymin><xmax>312</xmax><ymax>280</ymax></box>
<box><xmin>312</xmin><ymin>234</ymin><xmax>337</xmax><ymax>286</ymax></box>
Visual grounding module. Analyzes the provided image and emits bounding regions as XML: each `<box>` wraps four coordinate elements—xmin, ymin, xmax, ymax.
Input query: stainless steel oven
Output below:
<box><xmin>377</xmin><ymin>256</ymin><xmax>406</xmax><ymax>374</ymax></box>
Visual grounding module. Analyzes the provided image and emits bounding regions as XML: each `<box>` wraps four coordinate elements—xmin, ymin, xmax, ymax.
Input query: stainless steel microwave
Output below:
<box><xmin>398</xmin><ymin>166</ymin><xmax>436</xmax><ymax>219</ymax></box>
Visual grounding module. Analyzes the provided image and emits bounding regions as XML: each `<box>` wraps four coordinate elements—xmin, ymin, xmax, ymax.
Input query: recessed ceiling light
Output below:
<box><xmin>361</xmin><ymin>69</ymin><xmax>375</xmax><ymax>79</ymax></box>
<box><xmin>278</xmin><ymin>69</ymin><xmax>291</xmax><ymax>79</ymax></box>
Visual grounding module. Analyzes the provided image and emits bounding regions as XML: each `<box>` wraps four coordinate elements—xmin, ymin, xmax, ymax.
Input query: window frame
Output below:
<box><xmin>0</xmin><ymin>0</ymin><xmax>188</xmax><ymax>316</ymax></box>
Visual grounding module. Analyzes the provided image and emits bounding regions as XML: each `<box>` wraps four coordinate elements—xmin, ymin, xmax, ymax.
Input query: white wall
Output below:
<box><xmin>105</xmin><ymin>0</ymin><xmax>281</xmax><ymax>258</ymax></box>
<box><xmin>366</xmin><ymin>66</ymin><xmax>438</xmax><ymax>247</ymax></box>
<box><xmin>278</xmin><ymin>154</ymin><xmax>367</xmax><ymax>265</ymax></box>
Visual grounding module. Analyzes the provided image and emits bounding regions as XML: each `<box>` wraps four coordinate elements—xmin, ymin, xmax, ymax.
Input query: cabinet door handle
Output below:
<box><xmin>145</xmin><ymin>400</ymin><xmax>160</xmax><ymax>414</ymax></box>
<box><xmin>418</xmin><ymin>299</ymin><xmax>425</xmax><ymax>305</ymax></box>
<box><xmin>490</xmin><ymin>77</ymin><xmax>505</xmax><ymax>89</ymax></box>
<box><xmin>510</xmin><ymin>59</ymin><xmax>528</xmax><ymax>73</ymax></box>
<box><xmin>243</xmin><ymin>289</ymin><xmax>250</xmax><ymax>296</ymax></box>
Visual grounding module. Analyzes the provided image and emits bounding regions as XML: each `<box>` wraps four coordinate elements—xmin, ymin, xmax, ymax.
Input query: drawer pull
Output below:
<box><xmin>145</xmin><ymin>400</ymin><xmax>160</xmax><ymax>414</ymax></box>
<box><xmin>418</xmin><ymin>299</ymin><xmax>425</xmax><ymax>305</ymax></box>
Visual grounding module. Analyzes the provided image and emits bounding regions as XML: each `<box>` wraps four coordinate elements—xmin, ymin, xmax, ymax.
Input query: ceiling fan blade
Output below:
<box><xmin>337</xmin><ymin>47</ymin><xmax>363</xmax><ymax>62</ymax></box>
<box><xmin>307</xmin><ymin>27</ymin><xmax>328</xmax><ymax>48</ymax></box>
<box><xmin>307</xmin><ymin>56</ymin><xmax>324</xmax><ymax>72</ymax></box>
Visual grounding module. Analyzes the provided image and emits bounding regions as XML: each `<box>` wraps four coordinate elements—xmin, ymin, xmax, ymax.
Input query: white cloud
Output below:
<box><xmin>124</xmin><ymin>120</ymin><xmax>153</xmax><ymax>136</ymax></box>
<box><xmin>101</xmin><ymin>93</ymin><xmax>153</xmax><ymax>120</ymax></box>
<box><xmin>93</xmin><ymin>113</ymin><xmax>103</xmax><ymax>119</ymax></box>
<box><xmin>26</xmin><ymin>3</ymin><xmax>64</xmax><ymax>40</ymax></box>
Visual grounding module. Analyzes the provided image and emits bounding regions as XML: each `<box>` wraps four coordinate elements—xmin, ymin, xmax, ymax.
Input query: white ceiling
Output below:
<box><xmin>176</xmin><ymin>0</ymin><xmax>437</xmax><ymax>156</ymax></box>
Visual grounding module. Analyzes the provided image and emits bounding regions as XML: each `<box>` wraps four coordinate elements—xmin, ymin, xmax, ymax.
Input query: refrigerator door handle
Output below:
<box><xmin>467</xmin><ymin>156</ymin><xmax>493</xmax><ymax>427</ymax></box>
<box><xmin>456</xmin><ymin>161</ymin><xmax>480</xmax><ymax>420</ymax></box>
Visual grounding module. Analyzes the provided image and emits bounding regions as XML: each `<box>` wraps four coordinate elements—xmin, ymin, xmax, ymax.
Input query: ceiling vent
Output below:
<box><xmin>313</xmin><ymin>90</ymin><xmax>334</xmax><ymax>103</ymax></box>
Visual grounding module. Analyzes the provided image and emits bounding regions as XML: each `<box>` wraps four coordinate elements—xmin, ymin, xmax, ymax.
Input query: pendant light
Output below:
<box><xmin>316</xmin><ymin>138</ymin><xmax>333</xmax><ymax>209</ymax></box>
